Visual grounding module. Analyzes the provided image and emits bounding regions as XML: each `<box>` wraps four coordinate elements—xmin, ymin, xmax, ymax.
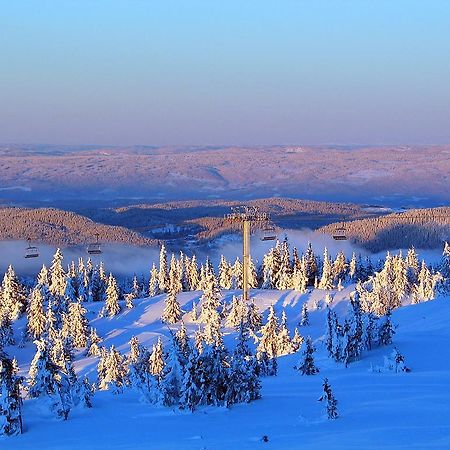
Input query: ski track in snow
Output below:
<box><xmin>2</xmin><ymin>287</ymin><xmax>450</xmax><ymax>449</ymax></box>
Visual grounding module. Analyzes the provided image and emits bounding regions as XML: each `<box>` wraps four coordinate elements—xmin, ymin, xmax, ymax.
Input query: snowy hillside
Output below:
<box><xmin>3</xmin><ymin>287</ymin><xmax>450</xmax><ymax>450</ymax></box>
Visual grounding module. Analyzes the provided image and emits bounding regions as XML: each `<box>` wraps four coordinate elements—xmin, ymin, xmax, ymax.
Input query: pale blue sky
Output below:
<box><xmin>1</xmin><ymin>0</ymin><xmax>449</xmax><ymax>145</ymax></box>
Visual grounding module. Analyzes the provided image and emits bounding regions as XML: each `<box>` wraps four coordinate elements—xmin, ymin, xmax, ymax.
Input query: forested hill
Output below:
<box><xmin>319</xmin><ymin>207</ymin><xmax>450</xmax><ymax>251</ymax></box>
<box><xmin>0</xmin><ymin>207</ymin><xmax>156</xmax><ymax>247</ymax></box>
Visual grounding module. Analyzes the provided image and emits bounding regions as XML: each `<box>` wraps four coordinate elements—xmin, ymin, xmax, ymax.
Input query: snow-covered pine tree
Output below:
<box><xmin>168</xmin><ymin>254</ymin><xmax>183</xmax><ymax>295</ymax></box>
<box><xmin>27</xmin><ymin>286</ymin><xmax>47</xmax><ymax>340</ymax></box>
<box><xmin>28</xmin><ymin>338</ymin><xmax>59</xmax><ymax>399</ymax></box>
<box><xmin>158</xmin><ymin>244</ymin><xmax>169</xmax><ymax>293</ymax></box>
<box><xmin>67</xmin><ymin>301</ymin><xmax>89</xmax><ymax>348</ymax></box>
<box><xmin>231</xmin><ymin>257</ymin><xmax>243</xmax><ymax>290</ymax></box>
<box><xmin>0</xmin><ymin>310</ymin><xmax>14</xmax><ymax>349</ymax></box>
<box><xmin>1</xmin><ymin>265</ymin><xmax>27</xmax><ymax>321</ymax></box>
<box><xmin>257</xmin><ymin>305</ymin><xmax>279</xmax><ymax>358</ymax></box>
<box><xmin>342</xmin><ymin>292</ymin><xmax>364</xmax><ymax>366</ymax></box>
<box><xmin>277</xmin><ymin>310</ymin><xmax>294</xmax><ymax>355</ymax></box>
<box><xmin>296</xmin><ymin>336</ymin><xmax>319</xmax><ymax>375</ymax></box>
<box><xmin>160</xmin><ymin>337</ymin><xmax>185</xmax><ymax>407</ymax></box>
<box><xmin>246</xmin><ymin>299</ymin><xmax>262</xmax><ymax>332</ymax></box>
<box><xmin>225</xmin><ymin>327</ymin><xmax>261</xmax><ymax>407</ymax></box>
<box><xmin>377</xmin><ymin>310</ymin><xmax>395</xmax><ymax>346</ymax></box>
<box><xmin>225</xmin><ymin>295</ymin><xmax>246</xmax><ymax>328</ymax></box>
<box><xmin>149</xmin><ymin>337</ymin><xmax>165</xmax><ymax>379</ymax></box>
<box><xmin>291</xmin><ymin>328</ymin><xmax>304</xmax><ymax>352</ymax></box>
<box><xmin>187</xmin><ymin>255</ymin><xmax>200</xmax><ymax>291</ymax></box>
<box><xmin>318</xmin><ymin>378</ymin><xmax>338</xmax><ymax>419</ymax></box>
<box><xmin>319</xmin><ymin>248</ymin><xmax>334</xmax><ymax>290</ymax></box>
<box><xmin>105</xmin><ymin>273</ymin><xmax>121</xmax><ymax>317</ymax></box>
<box><xmin>0</xmin><ymin>352</ymin><xmax>23</xmax><ymax>436</ymax></box>
<box><xmin>161</xmin><ymin>289</ymin><xmax>182</xmax><ymax>324</ymax></box>
<box><xmin>300</xmin><ymin>303</ymin><xmax>309</xmax><ymax>326</ymax></box>
<box><xmin>99</xmin><ymin>345</ymin><xmax>128</xmax><ymax>393</ymax></box>
<box><xmin>86</xmin><ymin>327</ymin><xmax>102</xmax><ymax>357</ymax></box>
<box><xmin>218</xmin><ymin>255</ymin><xmax>233</xmax><ymax>290</ymax></box>
<box><xmin>148</xmin><ymin>263</ymin><xmax>160</xmax><ymax>297</ymax></box>
<box><xmin>180</xmin><ymin>347</ymin><xmax>202</xmax><ymax>411</ymax></box>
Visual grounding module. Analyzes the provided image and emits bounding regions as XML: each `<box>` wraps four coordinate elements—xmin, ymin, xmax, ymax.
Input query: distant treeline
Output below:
<box><xmin>0</xmin><ymin>207</ymin><xmax>156</xmax><ymax>247</ymax></box>
<box><xmin>319</xmin><ymin>207</ymin><xmax>450</xmax><ymax>251</ymax></box>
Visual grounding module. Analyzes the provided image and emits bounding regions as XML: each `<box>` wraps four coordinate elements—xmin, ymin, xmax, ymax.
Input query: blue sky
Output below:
<box><xmin>1</xmin><ymin>0</ymin><xmax>449</xmax><ymax>145</ymax></box>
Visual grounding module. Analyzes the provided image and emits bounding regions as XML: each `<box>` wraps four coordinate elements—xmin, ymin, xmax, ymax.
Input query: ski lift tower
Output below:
<box><xmin>225</xmin><ymin>206</ymin><xmax>273</xmax><ymax>301</ymax></box>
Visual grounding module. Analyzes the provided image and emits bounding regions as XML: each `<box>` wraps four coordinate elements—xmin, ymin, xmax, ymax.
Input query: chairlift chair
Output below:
<box><xmin>24</xmin><ymin>240</ymin><xmax>39</xmax><ymax>259</ymax></box>
<box><xmin>87</xmin><ymin>233</ymin><xmax>102</xmax><ymax>255</ymax></box>
<box><xmin>261</xmin><ymin>225</ymin><xmax>277</xmax><ymax>241</ymax></box>
<box><xmin>333</xmin><ymin>225</ymin><xmax>347</xmax><ymax>241</ymax></box>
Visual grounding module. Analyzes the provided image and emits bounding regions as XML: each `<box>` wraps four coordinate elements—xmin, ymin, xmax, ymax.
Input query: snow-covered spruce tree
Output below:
<box><xmin>296</xmin><ymin>336</ymin><xmax>319</xmax><ymax>375</ymax></box>
<box><xmin>186</xmin><ymin>255</ymin><xmax>200</xmax><ymax>291</ymax></box>
<box><xmin>319</xmin><ymin>248</ymin><xmax>334</xmax><ymax>290</ymax></box>
<box><xmin>382</xmin><ymin>347</ymin><xmax>410</xmax><ymax>373</ymax></box>
<box><xmin>150</xmin><ymin>337</ymin><xmax>165</xmax><ymax>379</ymax></box>
<box><xmin>198</xmin><ymin>343</ymin><xmax>229</xmax><ymax>407</ymax></box>
<box><xmin>332</xmin><ymin>250</ymin><xmax>347</xmax><ymax>284</ymax></box>
<box><xmin>28</xmin><ymin>338</ymin><xmax>59</xmax><ymax>398</ymax></box>
<box><xmin>377</xmin><ymin>310</ymin><xmax>395</xmax><ymax>346</ymax></box>
<box><xmin>342</xmin><ymin>292</ymin><xmax>364</xmax><ymax>366</ymax></box>
<box><xmin>318</xmin><ymin>378</ymin><xmax>338</xmax><ymax>419</ymax></box>
<box><xmin>160</xmin><ymin>337</ymin><xmax>185</xmax><ymax>407</ymax></box>
<box><xmin>300</xmin><ymin>303</ymin><xmax>309</xmax><ymax>326</ymax></box>
<box><xmin>441</xmin><ymin>241</ymin><xmax>450</xmax><ymax>283</ymax></box>
<box><xmin>277</xmin><ymin>310</ymin><xmax>294</xmax><ymax>355</ymax></box>
<box><xmin>190</xmin><ymin>301</ymin><xmax>198</xmax><ymax>322</ymax></box>
<box><xmin>292</xmin><ymin>264</ymin><xmax>308</xmax><ymax>293</ymax></box>
<box><xmin>98</xmin><ymin>345</ymin><xmax>128</xmax><ymax>393</ymax></box>
<box><xmin>0</xmin><ymin>352</ymin><xmax>23</xmax><ymax>436</ymax></box>
<box><xmin>246</xmin><ymin>299</ymin><xmax>262</xmax><ymax>332</ymax></box>
<box><xmin>180</xmin><ymin>347</ymin><xmax>203</xmax><ymax>411</ymax></box>
<box><xmin>348</xmin><ymin>252</ymin><xmax>358</xmax><ymax>281</ymax></box>
<box><xmin>86</xmin><ymin>327</ymin><xmax>102</xmax><ymax>357</ymax></box>
<box><xmin>0</xmin><ymin>310</ymin><xmax>14</xmax><ymax>349</ymax></box>
<box><xmin>176</xmin><ymin>323</ymin><xmax>190</xmax><ymax>359</ymax></box>
<box><xmin>71</xmin><ymin>375</ymin><xmax>94</xmax><ymax>408</ymax></box>
<box><xmin>28</xmin><ymin>338</ymin><xmax>72</xmax><ymax>419</ymax></box>
<box><xmin>161</xmin><ymin>289</ymin><xmax>182</xmax><ymax>324</ymax></box>
<box><xmin>27</xmin><ymin>286</ymin><xmax>47</xmax><ymax>340</ymax></box>
<box><xmin>256</xmin><ymin>351</ymin><xmax>277</xmax><ymax>377</ymax></box>
<box><xmin>231</xmin><ymin>257</ymin><xmax>243</xmax><ymax>290</ymax></box>
<box><xmin>158</xmin><ymin>244</ymin><xmax>169</xmax><ymax>293</ymax></box>
<box><xmin>49</xmin><ymin>248</ymin><xmax>67</xmax><ymax>299</ymax></box>
<box><xmin>1</xmin><ymin>265</ymin><xmax>27</xmax><ymax>322</ymax></box>
<box><xmin>168</xmin><ymin>254</ymin><xmax>183</xmax><ymax>295</ymax></box>
<box><xmin>199</xmin><ymin>272</ymin><xmax>223</xmax><ymax>346</ymax></box>
<box><xmin>362</xmin><ymin>312</ymin><xmax>378</xmax><ymax>351</ymax></box>
<box><xmin>257</xmin><ymin>306</ymin><xmax>279</xmax><ymax>358</ymax></box>
<box><xmin>218</xmin><ymin>255</ymin><xmax>233</xmax><ymax>290</ymax></box>
<box><xmin>225</xmin><ymin>327</ymin><xmax>261</xmax><ymax>407</ymax></box>
<box><xmin>291</xmin><ymin>328</ymin><xmax>304</xmax><ymax>352</ymax></box>
<box><xmin>277</xmin><ymin>241</ymin><xmax>293</xmax><ymax>290</ymax></box>
<box><xmin>225</xmin><ymin>295</ymin><xmax>246</xmax><ymax>328</ymax></box>
<box><xmin>67</xmin><ymin>301</ymin><xmax>89</xmax><ymax>348</ymax></box>
<box><xmin>305</xmin><ymin>242</ymin><xmax>319</xmax><ymax>286</ymax></box>
<box><xmin>148</xmin><ymin>263</ymin><xmax>160</xmax><ymax>297</ymax></box>
<box><xmin>105</xmin><ymin>273</ymin><xmax>121</xmax><ymax>317</ymax></box>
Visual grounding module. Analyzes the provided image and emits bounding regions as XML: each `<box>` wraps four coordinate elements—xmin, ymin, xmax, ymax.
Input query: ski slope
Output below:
<box><xmin>3</xmin><ymin>287</ymin><xmax>450</xmax><ymax>450</ymax></box>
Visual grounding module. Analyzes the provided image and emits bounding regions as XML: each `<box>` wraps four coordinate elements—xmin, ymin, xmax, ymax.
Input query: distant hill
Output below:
<box><xmin>81</xmin><ymin>197</ymin><xmax>372</xmax><ymax>245</ymax></box>
<box><xmin>319</xmin><ymin>207</ymin><xmax>450</xmax><ymax>251</ymax></box>
<box><xmin>0</xmin><ymin>207</ymin><xmax>156</xmax><ymax>247</ymax></box>
<box><xmin>0</xmin><ymin>144</ymin><xmax>449</xmax><ymax>207</ymax></box>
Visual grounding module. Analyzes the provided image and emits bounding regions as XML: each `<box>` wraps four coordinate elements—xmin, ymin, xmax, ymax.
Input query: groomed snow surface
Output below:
<box><xmin>4</xmin><ymin>287</ymin><xmax>450</xmax><ymax>449</ymax></box>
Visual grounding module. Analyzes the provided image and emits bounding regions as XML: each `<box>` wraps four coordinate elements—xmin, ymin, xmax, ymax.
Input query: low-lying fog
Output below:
<box><xmin>0</xmin><ymin>228</ymin><xmax>445</xmax><ymax>281</ymax></box>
